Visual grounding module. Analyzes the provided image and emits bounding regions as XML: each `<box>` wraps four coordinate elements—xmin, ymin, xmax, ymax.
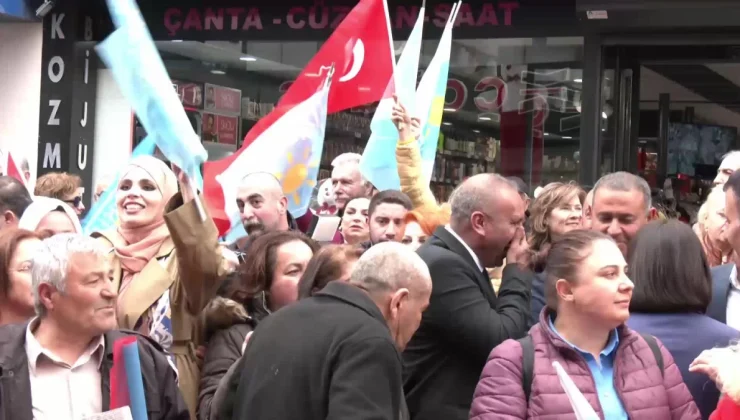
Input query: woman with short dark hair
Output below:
<box><xmin>627</xmin><ymin>219</ymin><xmax>740</xmax><ymax>419</ymax></box>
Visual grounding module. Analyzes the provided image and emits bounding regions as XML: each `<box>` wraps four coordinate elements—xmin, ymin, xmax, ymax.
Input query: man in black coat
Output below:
<box><xmin>228</xmin><ymin>242</ymin><xmax>432</xmax><ymax>420</ymax></box>
<box><xmin>403</xmin><ymin>173</ymin><xmax>533</xmax><ymax>420</ymax></box>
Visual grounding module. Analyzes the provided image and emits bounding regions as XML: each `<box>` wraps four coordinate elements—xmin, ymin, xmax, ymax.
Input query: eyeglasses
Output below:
<box><xmin>64</xmin><ymin>196</ymin><xmax>83</xmax><ymax>208</ymax></box>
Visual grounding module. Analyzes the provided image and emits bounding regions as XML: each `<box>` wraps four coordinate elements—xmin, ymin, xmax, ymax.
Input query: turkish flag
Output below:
<box><xmin>6</xmin><ymin>152</ymin><xmax>26</xmax><ymax>186</ymax></box>
<box><xmin>278</xmin><ymin>0</ymin><xmax>395</xmax><ymax>114</ymax></box>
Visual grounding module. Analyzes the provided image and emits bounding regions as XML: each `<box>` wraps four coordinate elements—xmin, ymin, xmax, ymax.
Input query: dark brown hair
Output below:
<box><xmin>545</xmin><ymin>229</ymin><xmax>614</xmax><ymax>310</ymax></box>
<box><xmin>628</xmin><ymin>219</ymin><xmax>712</xmax><ymax>313</ymax></box>
<box><xmin>0</xmin><ymin>228</ymin><xmax>45</xmax><ymax>297</ymax></box>
<box><xmin>229</xmin><ymin>230</ymin><xmax>319</xmax><ymax>304</ymax></box>
<box><xmin>297</xmin><ymin>245</ymin><xmax>365</xmax><ymax>299</ymax></box>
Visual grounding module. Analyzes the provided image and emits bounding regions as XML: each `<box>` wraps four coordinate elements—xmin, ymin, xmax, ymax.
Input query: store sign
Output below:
<box><xmin>132</xmin><ymin>0</ymin><xmax>576</xmax><ymax>41</ymax></box>
<box><xmin>37</xmin><ymin>5</ymin><xmax>98</xmax><ymax>210</ymax></box>
<box><xmin>202</xmin><ymin>112</ymin><xmax>239</xmax><ymax>145</ymax></box>
<box><xmin>204</xmin><ymin>83</ymin><xmax>241</xmax><ymax>115</ymax></box>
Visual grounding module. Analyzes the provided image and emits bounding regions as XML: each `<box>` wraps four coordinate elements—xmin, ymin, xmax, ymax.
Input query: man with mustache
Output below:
<box><xmin>235</xmin><ymin>172</ymin><xmax>297</xmax><ymax>237</ymax></box>
<box><xmin>0</xmin><ymin>234</ymin><xmax>187</xmax><ymax>420</ymax></box>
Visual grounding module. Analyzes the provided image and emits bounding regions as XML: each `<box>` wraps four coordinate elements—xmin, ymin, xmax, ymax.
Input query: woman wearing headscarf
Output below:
<box><xmin>92</xmin><ymin>156</ymin><xmax>227</xmax><ymax>419</ymax></box>
<box><xmin>18</xmin><ymin>196</ymin><xmax>82</xmax><ymax>235</ymax></box>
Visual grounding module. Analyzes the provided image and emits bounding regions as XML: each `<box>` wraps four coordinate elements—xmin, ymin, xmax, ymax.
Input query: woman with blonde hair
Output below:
<box><xmin>694</xmin><ymin>186</ymin><xmax>732</xmax><ymax>266</ymax></box>
<box><xmin>527</xmin><ymin>182</ymin><xmax>585</xmax><ymax>324</ymax></box>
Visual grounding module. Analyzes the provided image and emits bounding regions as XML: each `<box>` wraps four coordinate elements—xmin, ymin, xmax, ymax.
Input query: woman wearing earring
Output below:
<box><xmin>339</xmin><ymin>196</ymin><xmax>370</xmax><ymax>246</ymax></box>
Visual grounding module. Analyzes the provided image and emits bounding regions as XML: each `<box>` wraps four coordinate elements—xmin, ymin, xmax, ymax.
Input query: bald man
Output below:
<box><xmin>403</xmin><ymin>173</ymin><xmax>532</xmax><ymax>420</ymax></box>
<box><xmin>236</xmin><ymin>172</ymin><xmax>295</xmax><ymax>236</ymax></box>
<box><xmin>226</xmin><ymin>242</ymin><xmax>432</xmax><ymax>420</ymax></box>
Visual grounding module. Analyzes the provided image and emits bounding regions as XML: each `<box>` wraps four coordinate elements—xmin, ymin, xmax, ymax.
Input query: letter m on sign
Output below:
<box><xmin>43</xmin><ymin>143</ymin><xmax>61</xmax><ymax>169</ymax></box>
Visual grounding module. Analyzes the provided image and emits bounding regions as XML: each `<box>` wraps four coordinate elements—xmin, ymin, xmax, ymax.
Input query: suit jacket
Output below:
<box><xmin>708</xmin><ymin>263</ymin><xmax>734</xmax><ymax>324</ymax></box>
<box><xmin>402</xmin><ymin>226</ymin><xmax>532</xmax><ymax>420</ymax></box>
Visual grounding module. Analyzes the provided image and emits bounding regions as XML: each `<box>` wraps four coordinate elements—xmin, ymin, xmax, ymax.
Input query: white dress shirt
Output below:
<box><xmin>445</xmin><ymin>224</ymin><xmax>484</xmax><ymax>272</ymax></box>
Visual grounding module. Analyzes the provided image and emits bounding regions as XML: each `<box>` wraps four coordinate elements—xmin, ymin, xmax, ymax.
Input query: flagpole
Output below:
<box><xmin>381</xmin><ymin>0</ymin><xmax>398</xmax><ymax>93</ymax></box>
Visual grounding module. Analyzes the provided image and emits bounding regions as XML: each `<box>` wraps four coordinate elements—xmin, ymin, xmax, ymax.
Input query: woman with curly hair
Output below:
<box><xmin>527</xmin><ymin>182</ymin><xmax>586</xmax><ymax>325</ymax></box>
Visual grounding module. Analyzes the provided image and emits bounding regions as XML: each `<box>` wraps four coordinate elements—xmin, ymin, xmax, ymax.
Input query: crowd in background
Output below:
<box><xmin>2</xmin><ymin>97</ymin><xmax>740</xmax><ymax>420</ymax></box>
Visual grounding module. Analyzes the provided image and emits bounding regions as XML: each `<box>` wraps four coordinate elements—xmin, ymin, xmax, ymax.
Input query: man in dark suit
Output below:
<box><xmin>708</xmin><ymin>170</ymin><xmax>740</xmax><ymax>327</ymax></box>
<box><xmin>402</xmin><ymin>173</ymin><xmax>532</xmax><ymax>420</ymax></box>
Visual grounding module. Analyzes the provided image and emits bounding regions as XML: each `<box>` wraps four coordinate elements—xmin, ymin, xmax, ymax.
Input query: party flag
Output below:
<box><xmin>204</xmin><ymin>73</ymin><xmax>332</xmax><ymax>236</ymax></box>
<box><xmin>414</xmin><ymin>1</ymin><xmax>461</xmax><ymax>184</ymax></box>
<box><xmin>110</xmin><ymin>337</ymin><xmax>148</xmax><ymax>420</ymax></box>
<box><xmin>96</xmin><ymin>0</ymin><xmax>207</xmax><ymax>219</ymax></box>
<box><xmin>81</xmin><ymin>136</ymin><xmax>156</xmax><ymax>235</ymax></box>
<box><xmin>359</xmin><ymin>2</ymin><xmax>425</xmax><ymax>191</ymax></box>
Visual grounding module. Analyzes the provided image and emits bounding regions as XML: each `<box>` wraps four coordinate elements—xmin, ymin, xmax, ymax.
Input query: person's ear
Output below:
<box><xmin>3</xmin><ymin>210</ymin><xmax>18</xmax><ymax>227</ymax></box>
<box><xmin>649</xmin><ymin>207</ymin><xmax>659</xmax><ymax>221</ymax></box>
<box><xmin>555</xmin><ymin>278</ymin><xmax>575</xmax><ymax>303</ymax></box>
<box><xmin>389</xmin><ymin>288</ymin><xmax>410</xmax><ymax>320</ymax></box>
<box><xmin>37</xmin><ymin>283</ymin><xmax>56</xmax><ymax>313</ymax></box>
<box><xmin>278</xmin><ymin>196</ymin><xmax>288</xmax><ymax>214</ymax></box>
<box><xmin>470</xmin><ymin>211</ymin><xmax>487</xmax><ymax>236</ymax></box>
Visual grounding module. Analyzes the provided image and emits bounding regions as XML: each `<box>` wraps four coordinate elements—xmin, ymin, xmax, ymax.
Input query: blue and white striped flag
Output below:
<box><xmin>81</xmin><ymin>136</ymin><xmax>157</xmax><ymax>235</ymax></box>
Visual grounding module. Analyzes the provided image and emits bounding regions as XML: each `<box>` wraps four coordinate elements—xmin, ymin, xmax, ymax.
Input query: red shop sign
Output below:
<box><xmin>205</xmin><ymin>84</ymin><xmax>242</xmax><ymax>115</ymax></box>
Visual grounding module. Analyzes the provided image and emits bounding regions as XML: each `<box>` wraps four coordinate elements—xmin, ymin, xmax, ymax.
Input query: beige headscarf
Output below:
<box><xmin>108</xmin><ymin>156</ymin><xmax>178</xmax><ymax>296</ymax></box>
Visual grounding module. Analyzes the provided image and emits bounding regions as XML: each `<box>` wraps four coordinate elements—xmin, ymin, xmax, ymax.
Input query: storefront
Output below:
<box><xmin>34</xmin><ymin>0</ymin><xmax>740</xmax><ymax>207</ymax></box>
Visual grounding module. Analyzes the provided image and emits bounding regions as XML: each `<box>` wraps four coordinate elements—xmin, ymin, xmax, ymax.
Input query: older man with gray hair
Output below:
<box><xmin>226</xmin><ymin>242</ymin><xmax>431</xmax><ymax>420</ymax></box>
<box><xmin>402</xmin><ymin>173</ymin><xmax>532</xmax><ymax>420</ymax></box>
<box><xmin>590</xmin><ymin>171</ymin><xmax>651</xmax><ymax>256</ymax></box>
<box><xmin>331</xmin><ymin>152</ymin><xmax>373</xmax><ymax>211</ymax></box>
<box><xmin>0</xmin><ymin>234</ymin><xmax>189</xmax><ymax>420</ymax></box>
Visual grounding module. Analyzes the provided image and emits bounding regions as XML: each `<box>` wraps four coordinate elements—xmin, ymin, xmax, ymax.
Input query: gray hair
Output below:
<box><xmin>331</xmin><ymin>152</ymin><xmax>370</xmax><ymax>186</ymax></box>
<box><xmin>349</xmin><ymin>242</ymin><xmax>431</xmax><ymax>297</ymax></box>
<box><xmin>32</xmin><ymin>234</ymin><xmax>108</xmax><ymax>317</ymax></box>
<box><xmin>722</xmin><ymin>150</ymin><xmax>740</xmax><ymax>162</ymax></box>
<box><xmin>449</xmin><ymin>173</ymin><xmax>517</xmax><ymax>226</ymax></box>
<box><xmin>592</xmin><ymin>172</ymin><xmax>651</xmax><ymax>213</ymax></box>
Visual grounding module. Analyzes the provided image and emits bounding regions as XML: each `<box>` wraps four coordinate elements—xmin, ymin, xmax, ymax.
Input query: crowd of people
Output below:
<box><xmin>2</xmin><ymin>98</ymin><xmax>740</xmax><ymax>420</ymax></box>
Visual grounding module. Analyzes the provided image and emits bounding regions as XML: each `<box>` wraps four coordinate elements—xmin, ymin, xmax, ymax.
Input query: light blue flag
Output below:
<box><xmin>415</xmin><ymin>3</ymin><xmax>460</xmax><ymax>184</ymax></box>
<box><xmin>82</xmin><ymin>136</ymin><xmax>157</xmax><ymax>235</ymax></box>
<box><xmin>96</xmin><ymin>0</ymin><xmax>207</xmax><ymax>181</ymax></box>
<box><xmin>359</xmin><ymin>4</ymin><xmax>425</xmax><ymax>191</ymax></box>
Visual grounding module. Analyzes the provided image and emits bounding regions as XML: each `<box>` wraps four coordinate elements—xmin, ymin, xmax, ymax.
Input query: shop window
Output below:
<box><xmin>150</xmin><ymin>37</ymin><xmax>583</xmax><ymax>201</ymax></box>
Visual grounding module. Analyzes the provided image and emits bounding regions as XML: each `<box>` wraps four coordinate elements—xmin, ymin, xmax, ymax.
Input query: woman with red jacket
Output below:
<box><xmin>469</xmin><ymin>230</ymin><xmax>700</xmax><ymax>419</ymax></box>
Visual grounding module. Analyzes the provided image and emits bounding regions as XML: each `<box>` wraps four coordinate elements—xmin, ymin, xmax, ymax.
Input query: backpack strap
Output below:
<box><xmin>640</xmin><ymin>333</ymin><xmax>664</xmax><ymax>377</ymax></box>
<box><xmin>518</xmin><ymin>335</ymin><xmax>535</xmax><ymax>402</ymax></box>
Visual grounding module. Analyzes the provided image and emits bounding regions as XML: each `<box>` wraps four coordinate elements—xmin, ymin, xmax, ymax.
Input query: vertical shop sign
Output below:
<box><xmin>37</xmin><ymin>2</ymin><xmax>98</xmax><ymax>210</ymax></box>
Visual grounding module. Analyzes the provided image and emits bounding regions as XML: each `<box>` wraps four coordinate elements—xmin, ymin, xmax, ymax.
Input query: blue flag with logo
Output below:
<box><xmin>359</xmin><ymin>5</ymin><xmax>424</xmax><ymax>191</ymax></box>
<box><xmin>414</xmin><ymin>3</ymin><xmax>459</xmax><ymax>185</ymax></box>
<box><xmin>96</xmin><ymin>0</ymin><xmax>207</xmax><ymax>181</ymax></box>
<box><xmin>82</xmin><ymin>136</ymin><xmax>157</xmax><ymax>235</ymax></box>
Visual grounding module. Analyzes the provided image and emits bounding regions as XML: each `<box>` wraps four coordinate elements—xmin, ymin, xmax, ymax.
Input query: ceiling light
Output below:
<box><xmin>544</xmin><ymin>132</ymin><xmax>550</xmax><ymax>136</ymax></box>
<box><xmin>211</xmin><ymin>69</ymin><xmax>226</xmax><ymax>75</ymax></box>
<box><xmin>574</xmin><ymin>78</ymin><xmax>582</xmax><ymax>83</ymax></box>
<box><xmin>240</xmin><ymin>56</ymin><xmax>256</xmax><ymax>62</ymax></box>
<box><xmin>172</xmin><ymin>40</ymin><xmax>183</xmax><ymax>43</ymax></box>
<box><xmin>479</xmin><ymin>116</ymin><xmax>491</xmax><ymax>121</ymax></box>
<box><xmin>444</xmin><ymin>108</ymin><xmax>456</xmax><ymax>112</ymax></box>
<box><xmin>442</xmin><ymin>122</ymin><xmax>452</xmax><ymax>126</ymax></box>
<box><xmin>473</xmin><ymin>130</ymin><xmax>480</xmax><ymax>133</ymax></box>
<box><xmin>602</xmin><ymin>111</ymin><xmax>608</xmax><ymax>119</ymax></box>
<box><xmin>562</xmin><ymin>136</ymin><xmax>572</xmax><ymax>139</ymax></box>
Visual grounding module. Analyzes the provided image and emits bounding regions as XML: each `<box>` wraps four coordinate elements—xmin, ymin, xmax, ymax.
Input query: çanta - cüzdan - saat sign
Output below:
<box><xmin>137</xmin><ymin>0</ymin><xmax>576</xmax><ymax>41</ymax></box>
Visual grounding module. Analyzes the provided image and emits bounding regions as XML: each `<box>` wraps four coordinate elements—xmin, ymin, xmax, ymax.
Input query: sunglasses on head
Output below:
<box><xmin>65</xmin><ymin>196</ymin><xmax>83</xmax><ymax>208</ymax></box>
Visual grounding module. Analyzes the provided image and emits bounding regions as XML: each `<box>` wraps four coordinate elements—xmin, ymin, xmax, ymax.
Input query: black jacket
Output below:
<box><xmin>402</xmin><ymin>226</ymin><xmax>532</xmax><ymax>420</ymax></box>
<box><xmin>197</xmin><ymin>297</ymin><xmax>254</xmax><ymax>420</ymax></box>
<box><xmin>708</xmin><ymin>263</ymin><xmax>734</xmax><ymax>323</ymax></box>
<box><xmin>0</xmin><ymin>323</ymin><xmax>189</xmax><ymax>420</ymax></box>
<box><xmin>225</xmin><ymin>281</ymin><xmax>408</xmax><ymax>420</ymax></box>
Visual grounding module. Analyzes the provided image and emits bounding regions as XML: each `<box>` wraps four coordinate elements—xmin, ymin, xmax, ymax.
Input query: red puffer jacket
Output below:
<box><xmin>469</xmin><ymin>310</ymin><xmax>700</xmax><ymax>420</ymax></box>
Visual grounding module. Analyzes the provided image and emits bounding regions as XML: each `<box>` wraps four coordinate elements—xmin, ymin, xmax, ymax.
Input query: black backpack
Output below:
<box><xmin>518</xmin><ymin>333</ymin><xmax>664</xmax><ymax>401</ymax></box>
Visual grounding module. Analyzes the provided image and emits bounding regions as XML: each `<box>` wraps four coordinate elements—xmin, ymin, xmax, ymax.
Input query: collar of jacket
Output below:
<box><xmin>314</xmin><ymin>281</ymin><xmax>388</xmax><ymax>329</ymax></box>
<box><xmin>534</xmin><ymin>308</ymin><xmax>638</xmax><ymax>354</ymax></box>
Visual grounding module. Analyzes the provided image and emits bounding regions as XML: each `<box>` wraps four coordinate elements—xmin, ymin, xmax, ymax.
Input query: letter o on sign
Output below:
<box><xmin>48</xmin><ymin>56</ymin><xmax>65</xmax><ymax>83</ymax></box>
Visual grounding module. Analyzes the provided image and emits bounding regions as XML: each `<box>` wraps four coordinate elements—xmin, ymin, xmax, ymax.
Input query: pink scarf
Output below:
<box><xmin>110</xmin><ymin>156</ymin><xmax>178</xmax><ymax>299</ymax></box>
